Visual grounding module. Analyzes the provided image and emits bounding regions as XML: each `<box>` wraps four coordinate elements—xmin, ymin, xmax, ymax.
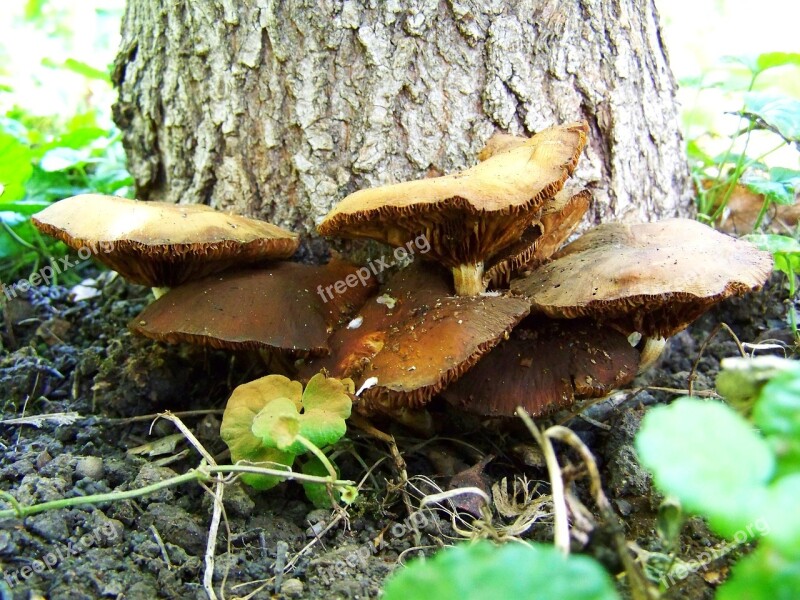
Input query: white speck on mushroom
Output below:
<box><xmin>376</xmin><ymin>294</ymin><xmax>397</xmax><ymax>309</ymax></box>
<box><xmin>408</xmin><ymin>366</ymin><xmax>416</xmax><ymax>371</ymax></box>
<box><xmin>356</xmin><ymin>377</ymin><xmax>378</xmax><ymax>396</ymax></box>
<box><xmin>458</xmin><ymin>319</ymin><xmax>463</xmax><ymax>324</ymax></box>
<box><xmin>347</xmin><ymin>316</ymin><xmax>364</xmax><ymax>329</ymax></box>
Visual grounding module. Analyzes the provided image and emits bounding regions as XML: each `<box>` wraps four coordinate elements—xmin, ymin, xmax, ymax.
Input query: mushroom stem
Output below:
<box><xmin>451</xmin><ymin>262</ymin><xmax>486</xmax><ymax>295</ymax></box>
<box><xmin>637</xmin><ymin>336</ymin><xmax>667</xmax><ymax>373</ymax></box>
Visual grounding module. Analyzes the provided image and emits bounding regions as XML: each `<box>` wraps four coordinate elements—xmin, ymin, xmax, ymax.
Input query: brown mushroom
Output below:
<box><xmin>129</xmin><ymin>259</ymin><xmax>376</xmax><ymax>357</ymax></box>
<box><xmin>442</xmin><ymin>318</ymin><xmax>640</xmax><ymax>417</ymax></box>
<box><xmin>32</xmin><ymin>194</ymin><xmax>299</xmax><ymax>288</ymax></box>
<box><xmin>299</xmin><ymin>261</ymin><xmax>531</xmax><ymax>412</ymax></box>
<box><xmin>483</xmin><ymin>188</ymin><xmax>591</xmax><ymax>289</ymax></box>
<box><xmin>318</xmin><ymin>122</ymin><xmax>589</xmax><ymax>296</ymax></box>
<box><xmin>512</xmin><ymin>218</ymin><xmax>773</xmax><ymax>337</ymax></box>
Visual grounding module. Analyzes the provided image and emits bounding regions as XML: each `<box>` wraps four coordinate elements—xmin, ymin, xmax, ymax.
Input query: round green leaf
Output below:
<box><xmin>635</xmin><ymin>398</ymin><xmax>774</xmax><ymax>536</ymax></box>
<box><xmin>742</xmin><ymin>93</ymin><xmax>800</xmax><ymax>142</ymax></box>
<box><xmin>251</xmin><ymin>397</ymin><xmax>301</xmax><ymax>451</ymax></box>
<box><xmin>220</xmin><ymin>375</ymin><xmax>303</xmax><ymax>488</ymax></box>
<box><xmin>762</xmin><ymin>474</ymin><xmax>800</xmax><ymax>559</ymax></box>
<box><xmin>300</xmin><ymin>455</ymin><xmax>339</xmax><ymax>508</ymax></box>
<box><xmin>754</xmin><ymin>369</ymin><xmax>800</xmax><ymax>439</ymax></box>
<box><xmin>382</xmin><ymin>542</ymin><xmax>619</xmax><ymax>600</ymax></box>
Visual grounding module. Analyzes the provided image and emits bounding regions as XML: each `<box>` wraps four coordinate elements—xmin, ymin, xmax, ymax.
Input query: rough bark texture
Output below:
<box><xmin>112</xmin><ymin>0</ymin><xmax>692</xmax><ymax>251</ymax></box>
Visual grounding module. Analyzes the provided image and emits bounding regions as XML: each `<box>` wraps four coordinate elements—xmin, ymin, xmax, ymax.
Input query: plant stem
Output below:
<box><xmin>0</xmin><ymin>464</ymin><xmax>355</xmax><ymax>520</ymax></box>
<box><xmin>517</xmin><ymin>407</ymin><xmax>570</xmax><ymax>556</ymax></box>
<box><xmin>294</xmin><ymin>434</ymin><xmax>338</xmax><ymax>481</ymax></box>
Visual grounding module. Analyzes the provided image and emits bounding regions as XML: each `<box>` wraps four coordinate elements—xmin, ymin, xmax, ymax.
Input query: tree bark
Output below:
<box><xmin>112</xmin><ymin>0</ymin><xmax>692</xmax><ymax>251</ymax></box>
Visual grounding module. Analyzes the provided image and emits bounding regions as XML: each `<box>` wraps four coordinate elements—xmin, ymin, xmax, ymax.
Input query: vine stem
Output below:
<box><xmin>0</xmin><ymin>464</ymin><xmax>355</xmax><ymax>520</ymax></box>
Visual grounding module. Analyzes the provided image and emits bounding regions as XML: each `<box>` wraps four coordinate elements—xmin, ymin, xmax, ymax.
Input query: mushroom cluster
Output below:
<box><xmin>32</xmin><ymin>121</ymin><xmax>773</xmax><ymax>420</ymax></box>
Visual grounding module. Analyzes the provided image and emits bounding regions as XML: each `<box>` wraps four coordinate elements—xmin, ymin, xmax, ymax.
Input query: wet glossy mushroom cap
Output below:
<box><xmin>299</xmin><ymin>262</ymin><xmax>531</xmax><ymax>412</ymax></box>
<box><xmin>129</xmin><ymin>259</ymin><xmax>376</xmax><ymax>357</ymax></box>
<box><xmin>318</xmin><ymin>122</ymin><xmax>589</xmax><ymax>296</ymax></box>
<box><xmin>32</xmin><ymin>194</ymin><xmax>299</xmax><ymax>287</ymax></box>
<box><xmin>442</xmin><ymin>318</ymin><xmax>639</xmax><ymax>417</ymax></box>
<box><xmin>512</xmin><ymin>218</ymin><xmax>773</xmax><ymax>337</ymax></box>
<box><xmin>484</xmin><ymin>188</ymin><xmax>591</xmax><ymax>289</ymax></box>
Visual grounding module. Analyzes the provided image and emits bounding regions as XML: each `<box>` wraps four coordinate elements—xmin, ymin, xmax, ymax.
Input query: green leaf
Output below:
<box><xmin>717</xmin><ymin>356</ymin><xmax>800</xmax><ymax>414</ymax></box>
<box><xmin>744</xmin><ymin>233</ymin><xmax>800</xmax><ymax>279</ymax></box>
<box><xmin>220</xmin><ymin>374</ymin><xmax>353</xmax><ymax>489</ymax></box>
<box><xmin>762</xmin><ymin>474</ymin><xmax>800</xmax><ymax>559</ymax></box>
<box><xmin>296</xmin><ymin>372</ymin><xmax>353</xmax><ymax>450</ymax></box>
<box><xmin>382</xmin><ymin>542</ymin><xmax>619</xmax><ymax>600</ymax></box>
<box><xmin>741</xmin><ymin>93</ymin><xmax>800</xmax><ymax>143</ymax></box>
<box><xmin>756</xmin><ymin>52</ymin><xmax>800</xmax><ymax>74</ymax></box>
<box><xmin>635</xmin><ymin>397</ymin><xmax>774</xmax><ymax>537</ymax></box>
<box><xmin>717</xmin><ymin>545</ymin><xmax>800</xmax><ymax>600</ymax></box>
<box><xmin>251</xmin><ymin>397</ymin><xmax>302</xmax><ymax>451</ymax></box>
<box><xmin>301</xmin><ymin>456</ymin><xmax>340</xmax><ymax>508</ymax></box>
<box><xmin>754</xmin><ymin>367</ymin><xmax>800</xmax><ymax>439</ymax></box>
<box><xmin>742</xmin><ymin>168</ymin><xmax>800</xmax><ymax>206</ymax></box>
<box><xmin>220</xmin><ymin>375</ymin><xmax>302</xmax><ymax>489</ymax></box>
<box><xmin>41</xmin><ymin>58</ymin><xmax>111</xmax><ymax>83</ymax></box>
<box><xmin>0</xmin><ymin>131</ymin><xmax>33</xmax><ymax>203</ymax></box>
<box><xmin>39</xmin><ymin>147</ymin><xmax>93</xmax><ymax>172</ymax></box>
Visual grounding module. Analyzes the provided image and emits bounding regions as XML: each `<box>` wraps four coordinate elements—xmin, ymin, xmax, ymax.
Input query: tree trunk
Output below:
<box><xmin>112</xmin><ymin>0</ymin><xmax>692</xmax><ymax>252</ymax></box>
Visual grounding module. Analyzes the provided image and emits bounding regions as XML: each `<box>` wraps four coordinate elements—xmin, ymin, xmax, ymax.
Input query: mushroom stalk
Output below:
<box><xmin>451</xmin><ymin>262</ymin><xmax>486</xmax><ymax>296</ymax></box>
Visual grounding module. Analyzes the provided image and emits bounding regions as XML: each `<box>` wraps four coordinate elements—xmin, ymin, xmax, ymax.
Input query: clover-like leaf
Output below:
<box><xmin>293</xmin><ymin>372</ymin><xmax>354</xmax><ymax>452</ymax></box>
<box><xmin>220</xmin><ymin>374</ymin><xmax>302</xmax><ymax>489</ymax></box>
<box><xmin>251</xmin><ymin>397</ymin><xmax>302</xmax><ymax>451</ymax></box>
<box><xmin>220</xmin><ymin>373</ymin><xmax>354</xmax><ymax>489</ymax></box>
<box><xmin>635</xmin><ymin>397</ymin><xmax>774</xmax><ymax>537</ymax></box>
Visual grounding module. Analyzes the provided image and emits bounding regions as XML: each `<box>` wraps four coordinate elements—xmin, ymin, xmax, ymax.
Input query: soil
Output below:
<box><xmin>0</xmin><ymin>269</ymin><xmax>794</xmax><ymax>600</ymax></box>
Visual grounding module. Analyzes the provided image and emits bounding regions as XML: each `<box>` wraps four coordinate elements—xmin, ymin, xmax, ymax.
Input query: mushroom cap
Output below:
<box><xmin>512</xmin><ymin>219</ymin><xmax>774</xmax><ymax>337</ymax></box>
<box><xmin>32</xmin><ymin>194</ymin><xmax>299</xmax><ymax>286</ymax></box>
<box><xmin>317</xmin><ymin>122</ymin><xmax>589</xmax><ymax>270</ymax></box>
<box><xmin>299</xmin><ymin>262</ymin><xmax>531</xmax><ymax>411</ymax></box>
<box><xmin>484</xmin><ymin>188</ymin><xmax>591</xmax><ymax>289</ymax></box>
<box><xmin>129</xmin><ymin>259</ymin><xmax>376</xmax><ymax>357</ymax></box>
<box><xmin>476</xmin><ymin>132</ymin><xmax>529</xmax><ymax>161</ymax></box>
<box><xmin>442</xmin><ymin>318</ymin><xmax>640</xmax><ymax>417</ymax></box>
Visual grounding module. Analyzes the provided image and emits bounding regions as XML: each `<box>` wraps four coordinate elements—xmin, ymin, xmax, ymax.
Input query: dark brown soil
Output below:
<box><xmin>0</xmin><ymin>269</ymin><xmax>794</xmax><ymax>599</ymax></box>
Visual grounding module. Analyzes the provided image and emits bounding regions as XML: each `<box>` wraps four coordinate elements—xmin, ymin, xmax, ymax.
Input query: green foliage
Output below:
<box><xmin>220</xmin><ymin>373</ymin><xmax>355</xmax><ymax>505</ymax></box>
<box><xmin>683</xmin><ymin>51</ymin><xmax>800</xmax><ymax>341</ymax></box>
<box><xmin>0</xmin><ymin>3</ymin><xmax>130</xmax><ymax>286</ymax></box>
<box><xmin>381</xmin><ymin>541</ymin><xmax>619</xmax><ymax>600</ymax></box>
<box><xmin>744</xmin><ymin>234</ymin><xmax>800</xmax><ymax>336</ymax></box>
<box><xmin>635</xmin><ymin>357</ymin><xmax>800</xmax><ymax>596</ymax></box>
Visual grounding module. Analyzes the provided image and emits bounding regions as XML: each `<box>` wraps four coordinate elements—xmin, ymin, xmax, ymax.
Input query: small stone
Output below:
<box><xmin>75</xmin><ymin>456</ymin><xmax>104</xmax><ymax>480</ymax></box>
<box><xmin>281</xmin><ymin>578</ymin><xmax>304</xmax><ymax>598</ymax></box>
<box><xmin>35</xmin><ymin>450</ymin><xmax>53</xmax><ymax>471</ymax></box>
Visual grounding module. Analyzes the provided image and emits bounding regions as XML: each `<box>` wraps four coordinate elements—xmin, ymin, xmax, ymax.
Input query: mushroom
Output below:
<box><xmin>512</xmin><ymin>218</ymin><xmax>773</xmax><ymax>338</ymax></box>
<box><xmin>299</xmin><ymin>261</ymin><xmax>530</xmax><ymax>413</ymax></box>
<box><xmin>31</xmin><ymin>194</ymin><xmax>299</xmax><ymax>294</ymax></box>
<box><xmin>483</xmin><ymin>188</ymin><xmax>591</xmax><ymax>289</ymax></box>
<box><xmin>442</xmin><ymin>318</ymin><xmax>640</xmax><ymax>417</ymax></box>
<box><xmin>129</xmin><ymin>259</ymin><xmax>376</xmax><ymax>357</ymax></box>
<box><xmin>318</xmin><ymin>122</ymin><xmax>589</xmax><ymax>296</ymax></box>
